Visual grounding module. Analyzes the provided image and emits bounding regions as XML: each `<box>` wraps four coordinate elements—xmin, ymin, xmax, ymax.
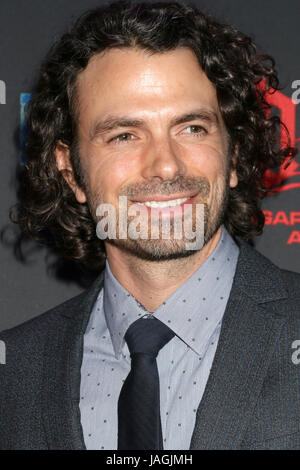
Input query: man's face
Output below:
<box><xmin>61</xmin><ymin>46</ymin><xmax>238</xmax><ymax>260</ymax></box>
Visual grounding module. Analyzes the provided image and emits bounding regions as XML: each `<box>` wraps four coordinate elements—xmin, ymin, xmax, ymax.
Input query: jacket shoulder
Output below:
<box><xmin>280</xmin><ymin>268</ymin><xmax>300</xmax><ymax>293</ymax></box>
<box><xmin>0</xmin><ymin>267</ymin><xmax>104</xmax><ymax>346</ymax></box>
<box><xmin>234</xmin><ymin>239</ymin><xmax>300</xmax><ymax>318</ymax></box>
<box><xmin>279</xmin><ymin>268</ymin><xmax>300</xmax><ymax>318</ymax></box>
<box><xmin>0</xmin><ymin>290</ymin><xmax>86</xmax><ymax>345</ymax></box>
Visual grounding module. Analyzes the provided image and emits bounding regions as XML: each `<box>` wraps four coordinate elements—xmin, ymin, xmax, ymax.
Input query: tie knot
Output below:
<box><xmin>125</xmin><ymin>317</ymin><xmax>175</xmax><ymax>358</ymax></box>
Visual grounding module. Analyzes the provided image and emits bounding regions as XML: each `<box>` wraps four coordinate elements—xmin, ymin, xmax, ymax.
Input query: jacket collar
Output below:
<box><xmin>42</xmin><ymin>239</ymin><xmax>288</xmax><ymax>449</ymax></box>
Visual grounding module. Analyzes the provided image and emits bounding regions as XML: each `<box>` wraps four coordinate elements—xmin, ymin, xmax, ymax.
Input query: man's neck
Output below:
<box><xmin>104</xmin><ymin>227</ymin><xmax>222</xmax><ymax>312</ymax></box>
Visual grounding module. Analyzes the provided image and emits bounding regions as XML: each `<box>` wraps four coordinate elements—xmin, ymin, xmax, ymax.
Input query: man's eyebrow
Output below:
<box><xmin>89</xmin><ymin>109</ymin><xmax>219</xmax><ymax>139</ymax></box>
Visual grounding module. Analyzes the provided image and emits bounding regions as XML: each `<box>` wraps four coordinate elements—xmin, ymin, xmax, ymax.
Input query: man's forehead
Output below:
<box><xmin>76</xmin><ymin>46</ymin><xmax>212</xmax><ymax>95</ymax></box>
<box><xmin>75</xmin><ymin>46</ymin><xmax>220</xmax><ymax>125</ymax></box>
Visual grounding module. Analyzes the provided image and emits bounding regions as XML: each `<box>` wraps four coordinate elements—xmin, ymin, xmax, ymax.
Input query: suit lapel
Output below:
<box><xmin>42</xmin><ymin>271</ymin><xmax>104</xmax><ymax>450</ymax></box>
<box><xmin>190</xmin><ymin>240</ymin><xmax>288</xmax><ymax>449</ymax></box>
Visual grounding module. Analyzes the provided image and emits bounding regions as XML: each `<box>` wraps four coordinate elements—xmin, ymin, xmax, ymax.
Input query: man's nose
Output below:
<box><xmin>140</xmin><ymin>136</ymin><xmax>186</xmax><ymax>181</ymax></box>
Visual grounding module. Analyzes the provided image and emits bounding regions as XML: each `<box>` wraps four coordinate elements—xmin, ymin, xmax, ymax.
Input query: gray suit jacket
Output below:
<box><xmin>0</xmin><ymin>239</ymin><xmax>300</xmax><ymax>450</ymax></box>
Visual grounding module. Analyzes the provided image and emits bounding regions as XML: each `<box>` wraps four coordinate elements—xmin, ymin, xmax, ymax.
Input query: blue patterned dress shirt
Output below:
<box><xmin>79</xmin><ymin>226</ymin><xmax>239</xmax><ymax>450</ymax></box>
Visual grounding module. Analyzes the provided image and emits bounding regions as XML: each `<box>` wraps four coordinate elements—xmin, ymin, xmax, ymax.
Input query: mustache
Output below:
<box><xmin>120</xmin><ymin>176</ymin><xmax>210</xmax><ymax>199</ymax></box>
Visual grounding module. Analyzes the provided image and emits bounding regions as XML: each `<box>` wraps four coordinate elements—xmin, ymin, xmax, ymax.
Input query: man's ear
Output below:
<box><xmin>229</xmin><ymin>144</ymin><xmax>239</xmax><ymax>189</ymax></box>
<box><xmin>55</xmin><ymin>141</ymin><xmax>87</xmax><ymax>204</ymax></box>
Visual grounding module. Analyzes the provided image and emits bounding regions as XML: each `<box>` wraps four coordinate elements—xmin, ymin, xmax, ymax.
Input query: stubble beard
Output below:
<box><xmin>84</xmin><ymin>170</ymin><xmax>231</xmax><ymax>263</ymax></box>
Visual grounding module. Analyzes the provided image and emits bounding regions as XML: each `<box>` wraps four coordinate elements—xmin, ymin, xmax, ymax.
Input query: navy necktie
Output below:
<box><xmin>117</xmin><ymin>316</ymin><xmax>175</xmax><ymax>450</ymax></box>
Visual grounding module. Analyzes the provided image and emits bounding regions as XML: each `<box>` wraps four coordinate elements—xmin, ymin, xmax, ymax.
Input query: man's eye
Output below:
<box><xmin>184</xmin><ymin>125</ymin><xmax>207</xmax><ymax>136</ymax></box>
<box><xmin>108</xmin><ymin>133</ymin><xmax>134</xmax><ymax>144</ymax></box>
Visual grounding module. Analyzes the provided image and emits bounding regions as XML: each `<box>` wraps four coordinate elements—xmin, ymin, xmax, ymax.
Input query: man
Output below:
<box><xmin>1</xmin><ymin>0</ymin><xmax>299</xmax><ymax>450</ymax></box>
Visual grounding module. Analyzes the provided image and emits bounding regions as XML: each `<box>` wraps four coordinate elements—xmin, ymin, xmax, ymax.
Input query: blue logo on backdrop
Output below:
<box><xmin>20</xmin><ymin>93</ymin><xmax>32</xmax><ymax>165</ymax></box>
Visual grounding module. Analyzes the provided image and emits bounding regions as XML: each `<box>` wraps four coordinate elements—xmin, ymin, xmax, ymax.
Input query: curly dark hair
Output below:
<box><xmin>10</xmin><ymin>0</ymin><xmax>297</xmax><ymax>272</ymax></box>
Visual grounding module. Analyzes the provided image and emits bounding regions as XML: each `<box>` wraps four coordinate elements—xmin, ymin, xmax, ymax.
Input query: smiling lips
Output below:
<box><xmin>130</xmin><ymin>194</ymin><xmax>198</xmax><ymax>214</ymax></box>
<box><xmin>135</xmin><ymin>197</ymin><xmax>190</xmax><ymax>208</ymax></box>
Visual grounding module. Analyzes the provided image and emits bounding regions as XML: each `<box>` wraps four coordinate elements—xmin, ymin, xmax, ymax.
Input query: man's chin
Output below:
<box><xmin>105</xmin><ymin>237</ymin><xmax>201</xmax><ymax>262</ymax></box>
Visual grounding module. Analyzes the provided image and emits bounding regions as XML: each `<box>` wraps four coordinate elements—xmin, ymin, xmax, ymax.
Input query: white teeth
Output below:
<box><xmin>136</xmin><ymin>197</ymin><xmax>190</xmax><ymax>208</ymax></box>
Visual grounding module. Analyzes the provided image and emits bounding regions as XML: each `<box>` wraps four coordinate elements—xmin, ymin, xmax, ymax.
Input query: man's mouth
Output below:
<box><xmin>129</xmin><ymin>193</ymin><xmax>199</xmax><ymax>214</ymax></box>
<box><xmin>135</xmin><ymin>197</ymin><xmax>190</xmax><ymax>209</ymax></box>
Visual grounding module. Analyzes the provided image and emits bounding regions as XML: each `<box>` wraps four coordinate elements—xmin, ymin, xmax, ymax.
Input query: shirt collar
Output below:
<box><xmin>103</xmin><ymin>226</ymin><xmax>239</xmax><ymax>359</ymax></box>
